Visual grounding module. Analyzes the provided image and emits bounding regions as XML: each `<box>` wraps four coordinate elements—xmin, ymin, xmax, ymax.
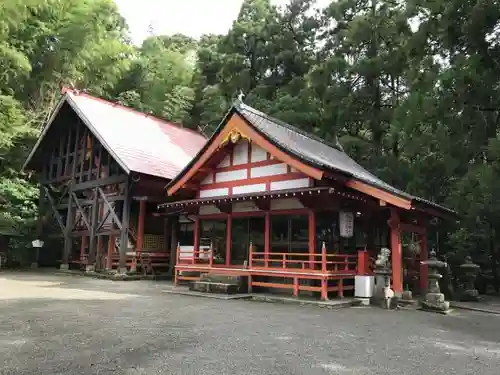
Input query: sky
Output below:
<box><xmin>114</xmin><ymin>0</ymin><xmax>328</xmax><ymax>44</ymax></box>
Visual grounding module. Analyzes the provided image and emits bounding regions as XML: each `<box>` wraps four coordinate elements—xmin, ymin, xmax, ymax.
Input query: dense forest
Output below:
<box><xmin>1</xmin><ymin>0</ymin><xmax>500</xmax><ymax>284</ymax></box>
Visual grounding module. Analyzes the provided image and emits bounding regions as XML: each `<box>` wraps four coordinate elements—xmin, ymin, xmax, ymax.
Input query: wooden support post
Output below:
<box><xmin>87</xmin><ymin>187</ymin><xmax>99</xmax><ymax>269</ymax></box>
<box><xmin>338</xmin><ymin>278</ymin><xmax>344</xmax><ymax>298</ymax></box>
<box><xmin>118</xmin><ymin>181</ymin><xmax>130</xmax><ymax>273</ymax></box>
<box><xmin>248</xmin><ymin>242</ymin><xmax>253</xmax><ymax>268</ymax></box>
<box><xmin>169</xmin><ymin>216</ymin><xmax>179</xmax><ymax>273</ymax></box>
<box><xmin>293</xmin><ymin>277</ymin><xmax>299</xmax><ymax>297</ymax></box>
<box><xmin>321</xmin><ymin>241</ymin><xmax>327</xmax><ymax>273</ymax></box>
<box><xmin>106</xmin><ymin>235</ymin><xmax>114</xmax><ymax>269</ymax></box>
<box><xmin>209</xmin><ymin>241</ymin><xmax>214</xmax><ymax>267</ymax></box>
<box><xmin>136</xmin><ymin>200</ymin><xmax>146</xmax><ymax>251</ymax></box>
<box><xmin>357</xmin><ymin>250</ymin><xmax>369</xmax><ymax>275</ymax></box>
<box><xmin>308</xmin><ymin>209</ymin><xmax>316</xmax><ymax>269</ymax></box>
<box><xmin>80</xmin><ymin>235</ymin><xmax>87</xmax><ymax>261</ymax></box>
<box><xmin>133</xmin><ymin>199</ymin><xmax>146</xmax><ymax>272</ymax></box>
<box><xmin>321</xmin><ymin>278</ymin><xmax>328</xmax><ymax>301</ymax></box>
<box><xmin>420</xmin><ymin>230</ymin><xmax>428</xmax><ymax>294</ymax></box>
<box><xmin>193</xmin><ymin>217</ymin><xmax>200</xmax><ymax>264</ymax></box>
<box><xmin>225</xmin><ymin>213</ymin><xmax>232</xmax><ymax>266</ymax></box>
<box><xmin>62</xmin><ymin>189</ymin><xmax>73</xmax><ymax>268</ymax></box>
<box><xmin>174</xmin><ymin>242</ymin><xmax>180</xmax><ymax>286</ymax></box>
<box><xmin>264</xmin><ymin>211</ymin><xmax>270</xmax><ymax>268</ymax></box>
<box><xmin>389</xmin><ymin>209</ymin><xmax>403</xmax><ymax>296</ymax></box>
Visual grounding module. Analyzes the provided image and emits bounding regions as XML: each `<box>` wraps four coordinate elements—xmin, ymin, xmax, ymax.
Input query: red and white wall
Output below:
<box><xmin>198</xmin><ymin>141</ymin><xmax>312</xmax><ymax>199</ymax></box>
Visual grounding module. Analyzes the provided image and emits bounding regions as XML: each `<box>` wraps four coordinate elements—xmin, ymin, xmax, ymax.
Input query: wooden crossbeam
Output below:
<box><xmin>71</xmin><ymin>192</ymin><xmax>90</xmax><ymax>230</ymax></box>
<box><xmin>43</xmin><ymin>186</ymin><xmax>66</xmax><ymax>233</ymax></box>
<box><xmin>97</xmin><ymin>187</ymin><xmax>122</xmax><ymax>230</ymax></box>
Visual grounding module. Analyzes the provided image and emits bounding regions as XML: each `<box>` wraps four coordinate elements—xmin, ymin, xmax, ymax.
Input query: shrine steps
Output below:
<box><xmin>189</xmin><ymin>274</ymin><xmax>247</xmax><ymax>295</ymax></box>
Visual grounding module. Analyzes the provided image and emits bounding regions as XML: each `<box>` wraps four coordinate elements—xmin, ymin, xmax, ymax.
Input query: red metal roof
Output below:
<box><xmin>60</xmin><ymin>90</ymin><xmax>206</xmax><ymax>180</ymax></box>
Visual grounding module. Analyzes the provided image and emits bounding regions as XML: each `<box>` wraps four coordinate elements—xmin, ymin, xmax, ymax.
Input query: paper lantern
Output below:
<box><xmin>339</xmin><ymin>211</ymin><xmax>354</xmax><ymax>238</ymax></box>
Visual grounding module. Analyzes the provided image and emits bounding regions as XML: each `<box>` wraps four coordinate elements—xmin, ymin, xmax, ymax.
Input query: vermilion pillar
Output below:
<box><xmin>308</xmin><ymin>210</ymin><xmax>316</xmax><ymax>269</ymax></box>
<box><xmin>389</xmin><ymin>209</ymin><xmax>403</xmax><ymax>296</ymax></box>
<box><xmin>264</xmin><ymin>211</ymin><xmax>270</xmax><ymax>267</ymax></box>
<box><xmin>420</xmin><ymin>230</ymin><xmax>428</xmax><ymax>293</ymax></box>
<box><xmin>225</xmin><ymin>214</ymin><xmax>232</xmax><ymax>266</ymax></box>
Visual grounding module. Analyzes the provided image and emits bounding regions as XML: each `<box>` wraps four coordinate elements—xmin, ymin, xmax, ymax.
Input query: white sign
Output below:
<box><xmin>32</xmin><ymin>239</ymin><xmax>44</xmax><ymax>248</ymax></box>
<box><xmin>339</xmin><ymin>211</ymin><xmax>354</xmax><ymax>238</ymax></box>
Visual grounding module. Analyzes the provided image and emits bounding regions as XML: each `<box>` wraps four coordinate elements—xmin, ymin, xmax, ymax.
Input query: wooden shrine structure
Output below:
<box><xmin>23</xmin><ymin>88</ymin><xmax>206</xmax><ymax>273</ymax></box>
<box><xmin>161</xmin><ymin>102</ymin><xmax>456</xmax><ymax>300</ymax></box>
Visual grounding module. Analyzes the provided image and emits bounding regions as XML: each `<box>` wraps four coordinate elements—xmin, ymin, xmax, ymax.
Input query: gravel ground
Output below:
<box><xmin>0</xmin><ymin>271</ymin><xmax>499</xmax><ymax>375</ymax></box>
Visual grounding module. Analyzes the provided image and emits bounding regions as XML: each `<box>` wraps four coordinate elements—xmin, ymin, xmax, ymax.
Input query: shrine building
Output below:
<box><xmin>160</xmin><ymin>101</ymin><xmax>456</xmax><ymax>300</ymax></box>
<box><xmin>23</xmin><ymin>88</ymin><xmax>206</xmax><ymax>272</ymax></box>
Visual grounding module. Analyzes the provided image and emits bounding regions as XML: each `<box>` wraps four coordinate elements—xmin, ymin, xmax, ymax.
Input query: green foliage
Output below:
<box><xmin>1</xmin><ymin>0</ymin><xmax>500</xmax><ymax>284</ymax></box>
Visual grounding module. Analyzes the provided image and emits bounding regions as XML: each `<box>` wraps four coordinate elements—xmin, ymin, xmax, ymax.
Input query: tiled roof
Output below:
<box><xmin>236</xmin><ymin>103</ymin><xmax>454</xmax><ymax>214</ymax></box>
<box><xmin>25</xmin><ymin>90</ymin><xmax>207</xmax><ymax>180</ymax></box>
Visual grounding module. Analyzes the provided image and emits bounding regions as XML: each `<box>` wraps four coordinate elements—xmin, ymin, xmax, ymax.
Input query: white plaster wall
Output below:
<box><xmin>250</xmin><ymin>163</ymin><xmax>288</xmax><ymax>178</ymax></box>
<box><xmin>251</xmin><ymin>143</ymin><xmax>267</xmax><ymax>162</ymax></box>
<box><xmin>233</xmin><ymin>141</ymin><xmax>249</xmax><ymax>165</ymax></box>
<box><xmin>199</xmin><ymin>187</ymin><xmax>229</xmax><ymax>198</ymax></box>
<box><xmin>270</xmin><ymin>178</ymin><xmax>310</xmax><ymax>191</ymax></box>
<box><xmin>232</xmin><ymin>183</ymin><xmax>266</xmax><ymax>195</ymax></box>
<box><xmin>271</xmin><ymin>198</ymin><xmax>304</xmax><ymax>210</ymax></box>
<box><xmin>215</xmin><ymin>169</ymin><xmax>247</xmax><ymax>182</ymax></box>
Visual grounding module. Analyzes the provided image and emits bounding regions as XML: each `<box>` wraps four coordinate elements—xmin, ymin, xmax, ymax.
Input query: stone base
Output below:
<box><xmin>85</xmin><ymin>265</ymin><xmax>95</xmax><ymax>273</ymax></box>
<box><xmin>117</xmin><ymin>267</ymin><xmax>128</xmax><ymax>275</ymax></box>
<box><xmin>402</xmin><ymin>290</ymin><xmax>413</xmax><ymax>301</ymax></box>
<box><xmin>421</xmin><ymin>292</ymin><xmax>450</xmax><ymax>312</ymax></box>
<box><xmin>460</xmin><ymin>289</ymin><xmax>480</xmax><ymax>302</ymax></box>
<box><xmin>30</xmin><ymin>262</ymin><xmax>39</xmax><ymax>269</ymax></box>
<box><xmin>190</xmin><ymin>281</ymin><xmax>239</xmax><ymax>294</ymax></box>
<box><xmin>60</xmin><ymin>264</ymin><xmax>69</xmax><ymax>271</ymax></box>
<box><xmin>354</xmin><ymin>297</ymin><xmax>370</xmax><ymax>306</ymax></box>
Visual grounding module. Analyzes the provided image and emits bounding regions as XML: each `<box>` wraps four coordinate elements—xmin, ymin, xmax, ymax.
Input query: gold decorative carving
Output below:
<box><xmin>219</xmin><ymin>128</ymin><xmax>250</xmax><ymax>147</ymax></box>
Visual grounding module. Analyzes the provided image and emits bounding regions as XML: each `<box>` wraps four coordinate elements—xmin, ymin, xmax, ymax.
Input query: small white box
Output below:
<box><xmin>355</xmin><ymin>275</ymin><xmax>375</xmax><ymax>298</ymax></box>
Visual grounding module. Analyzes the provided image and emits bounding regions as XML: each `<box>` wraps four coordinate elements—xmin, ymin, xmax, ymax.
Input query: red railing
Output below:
<box><xmin>249</xmin><ymin>242</ymin><xmax>357</xmax><ymax>273</ymax></box>
<box><xmin>176</xmin><ymin>243</ymin><xmax>214</xmax><ymax>266</ymax></box>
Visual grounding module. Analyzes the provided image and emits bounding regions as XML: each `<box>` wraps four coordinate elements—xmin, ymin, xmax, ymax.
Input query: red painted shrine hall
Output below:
<box><xmin>161</xmin><ymin>102</ymin><xmax>456</xmax><ymax>300</ymax></box>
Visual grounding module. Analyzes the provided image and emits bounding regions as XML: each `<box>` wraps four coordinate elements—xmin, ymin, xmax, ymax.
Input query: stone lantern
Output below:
<box><xmin>420</xmin><ymin>250</ymin><xmax>450</xmax><ymax>313</ymax></box>
<box><xmin>371</xmin><ymin>248</ymin><xmax>394</xmax><ymax>309</ymax></box>
<box><xmin>458</xmin><ymin>256</ymin><xmax>480</xmax><ymax>301</ymax></box>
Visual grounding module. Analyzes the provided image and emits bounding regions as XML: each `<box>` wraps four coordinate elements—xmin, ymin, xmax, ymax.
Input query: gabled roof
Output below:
<box><xmin>23</xmin><ymin>89</ymin><xmax>207</xmax><ymax>180</ymax></box>
<box><xmin>167</xmin><ymin>102</ymin><xmax>455</xmax><ymax>217</ymax></box>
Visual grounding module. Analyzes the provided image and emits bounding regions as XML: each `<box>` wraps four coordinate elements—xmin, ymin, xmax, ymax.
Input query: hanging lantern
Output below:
<box><xmin>339</xmin><ymin>211</ymin><xmax>354</xmax><ymax>238</ymax></box>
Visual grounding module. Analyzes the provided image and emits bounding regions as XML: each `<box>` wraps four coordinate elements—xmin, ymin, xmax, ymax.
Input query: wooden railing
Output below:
<box><xmin>176</xmin><ymin>242</ymin><xmax>214</xmax><ymax>266</ymax></box>
<box><xmin>249</xmin><ymin>242</ymin><xmax>357</xmax><ymax>273</ymax></box>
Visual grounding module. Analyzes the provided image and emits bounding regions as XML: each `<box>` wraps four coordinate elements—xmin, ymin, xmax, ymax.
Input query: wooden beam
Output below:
<box><xmin>254</xmin><ymin>199</ymin><xmax>270</xmax><ymax>211</ymax></box>
<box><xmin>118</xmin><ymin>180</ymin><xmax>131</xmax><ymax>271</ymax></box>
<box><xmin>97</xmin><ymin>187</ymin><xmax>123</xmax><ymax>230</ymax></box>
<box><xmin>346</xmin><ymin>180</ymin><xmax>412</xmax><ymax>210</ymax></box>
<box><xmin>43</xmin><ymin>186</ymin><xmax>66</xmax><ymax>233</ymax></box>
<box><xmin>79</xmin><ymin>128</ymin><xmax>88</xmax><ymax>182</ymax></box>
<box><xmin>71</xmin><ymin>192</ymin><xmax>90</xmax><ymax>230</ymax></box>
<box><xmin>72</xmin><ymin>174</ymin><xmax>127</xmax><ymax>192</ymax></box>
<box><xmin>215</xmin><ymin>202</ymin><xmax>232</xmax><ymax>214</ymax></box>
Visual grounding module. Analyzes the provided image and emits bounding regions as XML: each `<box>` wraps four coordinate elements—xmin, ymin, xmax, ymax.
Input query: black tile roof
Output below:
<box><xmin>235</xmin><ymin>103</ymin><xmax>455</xmax><ymax>215</ymax></box>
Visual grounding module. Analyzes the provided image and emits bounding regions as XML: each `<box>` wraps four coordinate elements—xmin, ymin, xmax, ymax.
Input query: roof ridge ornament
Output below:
<box><xmin>234</xmin><ymin>90</ymin><xmax>245</xmax><ymax>106</ymax></box>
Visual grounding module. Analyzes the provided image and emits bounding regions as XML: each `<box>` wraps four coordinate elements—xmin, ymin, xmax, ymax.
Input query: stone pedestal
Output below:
<box><xmin>85</xmin><ymin>265</ymin><xmax>95</xmax><ymax>273</ymax></box>
<box><xmin>30</xmin><ymin>262</ymin><xmax>39</xmax><ymax>269</ymax></box>
<box><xmin>420</xmin><ymin>250</ymin><xmax>451</xmax><ymax>313</ymax></box>
<box><xmin>118</xmin><ymin>267</ymin><xmax>128</xmax><ymax>275</ymax></box>
<box><xmin>60</xmin><ymin>263</ymin><xmax>69</xmax><ymax>271</ymax></box>
<box><xmin>421</xmin><ymin>292</ymin><xmax>450</xmax><ymax>312</ymax></box>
